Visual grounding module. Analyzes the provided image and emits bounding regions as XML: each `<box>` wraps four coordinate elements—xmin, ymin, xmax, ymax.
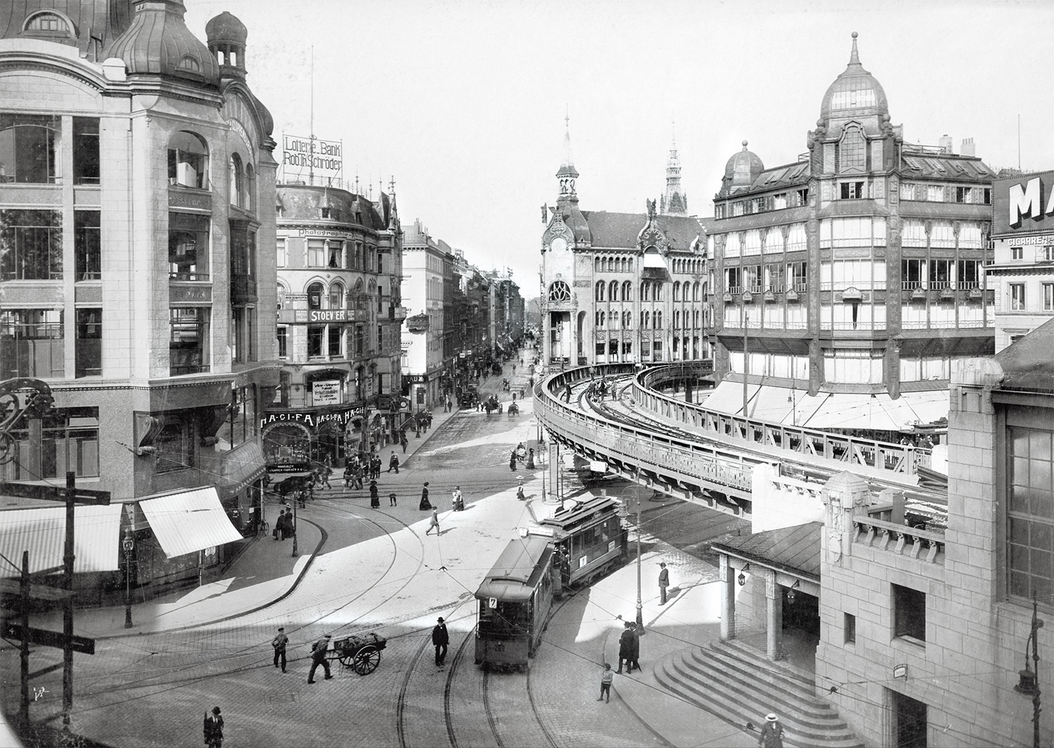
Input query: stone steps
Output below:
<box><xmin>655</xmin><ymin>639</ymin><xmax>863</xmax><ymax>748</ymax></box>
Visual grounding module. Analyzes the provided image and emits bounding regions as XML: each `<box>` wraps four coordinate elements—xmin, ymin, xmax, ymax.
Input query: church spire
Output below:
<box><xmin>661</xmin><ymin>121</ymin><xmax>687</xmax><ymax>216</ymax></box>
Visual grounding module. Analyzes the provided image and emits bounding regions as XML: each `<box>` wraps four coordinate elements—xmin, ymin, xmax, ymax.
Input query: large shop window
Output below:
<box><xmin>156</xmin><ymin>419</ymin><xmax>194</xmax><ymax>473</ymax></box>
<box><xmin>75</xmin><ymin>210</ymin><xmax>101</xmax><ymax>280</ymax></box>
<box><xmin>75</xmin><ymin>308</ymin><xmax>102</xmax><ymax>377</ymax></box>
<box><xmin>168</xmin><ymin>131</ymin><xmax>209</xmax><ymax>189</ymax></box>
<box><xmin>170</xmin><ymin>307</ymin><xmax>210</xmax><ymax>375</ymax></box>
<box><xmin>0</xmin><ymin>308</ymin><xmax>64</xmax><ymax>379</ymax></box>
<box><xmin>0</xmin><ymin>209</ymin><xmax>62</xmax><ymax>280</ymax></box>
<box><xmin>169</xmin><ymin>213</ymin><xmax>210</xmax><ymax>280</ymax></box>
<box><xmin>0</xmin><ymin>407</ymin><xmax>99</xmax><ymax>482</ymax></box>
<box><xmin>0</xmin><ymin>114</ymin><xmax>61</xmax><ymax>184</ymax></box>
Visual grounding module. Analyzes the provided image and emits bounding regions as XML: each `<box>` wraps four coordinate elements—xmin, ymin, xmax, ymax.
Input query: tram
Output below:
<box><xmin>474</xmin><ymin>536</ymin><xmax>555</xmax><ymax>671</ymax></box>
<box><xmin>540</xmin><ymin>496</ymin><xmax>627</xmax><ymax>588</ymax></box>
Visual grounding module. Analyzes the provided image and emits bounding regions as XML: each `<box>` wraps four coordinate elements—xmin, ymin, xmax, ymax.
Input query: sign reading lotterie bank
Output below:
<box><xmin>994</xmin><ymin>169</ymin><xmax>1054</xmax><ymax>236</ymax></box>
<box><xmin>282</xmin><ymin>134</ymin><xmax>343</xmax><ymax>180</ymax></box>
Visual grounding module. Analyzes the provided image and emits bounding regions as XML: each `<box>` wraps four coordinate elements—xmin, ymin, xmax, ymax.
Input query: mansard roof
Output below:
<box><xmin>581</xmin><ymin>211</ymin><xmax>707</xmax><ymax>252</ymax></box>
<box><xmin>899</xmin><ymin>152</ymin><xmax>996</xmax><ymax>183</ymax></box>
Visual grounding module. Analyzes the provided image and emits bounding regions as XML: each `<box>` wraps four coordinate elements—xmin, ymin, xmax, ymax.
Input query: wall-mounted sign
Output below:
<box><xmin>312</xmin><ymin>380</ymin><xmax>341</xmax><ymax>407</ymax></box>
<box><xmin>994</xmin><ymin>170</ymin><xmax>1054</xmax><ymax>235</ymax></box>
<box><xmin>260</xmin><ymin>407</ymin><xmax>357</xmax><ymax>430</ymax></box>
<box><xmin>281</xmin><ymin>134</ymin><xmax>343</xmax><ymax>180</ymax></box>
<box><xmin>309</xmin><ymin>310</ymin><xmax>360</xmax><ymax>323</ymax></box>
<box><xmin>893</xmin><ymin>664</ymin><xmax>908</xmax><ymax>680</ymax></box>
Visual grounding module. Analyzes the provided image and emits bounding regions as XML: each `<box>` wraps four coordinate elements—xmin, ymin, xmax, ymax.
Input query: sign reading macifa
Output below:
<box><xmin>281</xmin><ymin>134</ymin><xmax>343</xmax><ymax>181</ymax></box>
<box><xmin>993</xmin><ymin>169</ymin><xmax>1054</xmax><ymax>236</ymax></box>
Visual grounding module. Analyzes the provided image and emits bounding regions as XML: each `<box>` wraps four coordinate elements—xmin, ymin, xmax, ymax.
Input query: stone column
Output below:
<box><xmin>765</xmin><ymin>569</ymin><xmax>783</xmax><ymax>661</ymax></box>
<box><xmin>720</xmin><ymin>556</ymin><xmax>735</xmax><ymax>641</ymax></box>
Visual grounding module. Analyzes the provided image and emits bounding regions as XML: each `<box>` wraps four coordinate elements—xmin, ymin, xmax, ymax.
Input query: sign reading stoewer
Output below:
<box><xmin>281</xmin><ymin>134</ymin><xmax>343</xmax><ymax>181</ymax></box>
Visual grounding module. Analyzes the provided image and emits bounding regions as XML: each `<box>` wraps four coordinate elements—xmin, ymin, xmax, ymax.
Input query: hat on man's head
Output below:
<box><xmin>324</xmin><ymin>634</ymin><xmax>332</xmax><ymax>639</ymax></box>
<box><xmin>660</xmin><ymin>562</ymin><xmax>667</xmax><ymax>567</ymax></box>
<box><xmin>212</xmin><ymin>707</ymin><xmax>221</xmax><ymax>715</ymax></box>
<box><xmin>438</xmin><ymin>617</ymin><xmax>444</xmax><ymax>623</ymax></box>
<box><xmin>424</xmin><ymin>482</ymin><xmax>429</xmax><ymax>486</ymax></box>
<box><xmin>278</xmin><ymin>627</ymin><xmax>284</xmax><ymax>631</ymax></box>
<box><xmin>766</xmin><ymin>714</ymin><xmax>779</xmax><ymax>722</ymax></box>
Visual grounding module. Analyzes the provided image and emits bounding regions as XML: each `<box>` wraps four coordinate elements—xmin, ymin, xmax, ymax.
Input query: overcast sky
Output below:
<box><xmin>184</xmin><ymin>0</ymin><xmax>1054</xmax><ymax>298</ymax></box>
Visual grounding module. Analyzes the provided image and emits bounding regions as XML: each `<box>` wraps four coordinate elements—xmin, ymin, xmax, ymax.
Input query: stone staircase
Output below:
<box><xmin>655</xmin><ymin>639</ymin><xmax>863</xmax><ymax>748</ymax></box>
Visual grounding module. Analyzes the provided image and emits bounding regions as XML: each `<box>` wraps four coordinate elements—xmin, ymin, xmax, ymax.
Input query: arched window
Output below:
<box><xmin>595</xmin><ymin>311</ymin><xmax>601</xmax><ymax>327</ymax></box>
<box><xmin>177</xmin><ymin>56</ymin><xmax>201</xmax><ymax>74</ymax></box>
<box><xmin>623</xmin><ymin>310</ymin><xmax>631</xmax><ymax>327</ymax></box>
<box><xmin>622</xmin><ymin>281</ymin><xmax>632</xmax><ymax>301</ymax></box>
<box><xmin>693</xmin><ymin>282</ymin><xmax>701</xmax><ymax>302</ymax></box>
<box><xmin>245</xmin><ymin>164</ymin><xmax>256</xmax><ymax>213</ymax></box>
<box><xmin>329</xmin><ymin>283</ymin><xmax>344</xmax><ymax>310</ymax></box>
<box><xmin>229</xmin><ymin>153</ymin><xmax>243</xmax><ymax>207</ymax></box>
<box><xmin>840</xmin><ymin>125</ymin><xmax>866</xmax><ymax>172</ymax></box>
<box><xmin>595</xmin><ymin>281</ymin><xmax>605</xmax><ymax>301</ymax></box>
<box><xmin>307</xmin><ymin>282</ymin><xmax>323</xmax><ymax>310</ymax></box>
<box><xmin>168</xmin><ymin>131</ymin><xmax>209</xmax><ymax>189</ymax></box>
<box><xmin>673</xmin><ymin>281</ymin><xmax>681</xmax><ymax>302</ymax></box>
<box><xmin>609</xmin><ymin>280</ymin><xmax>619</xmax><ymax>301</ymax></box>
<box><xmin>594</xmin><ymin>257</ymin><xmax>602</xmax><ymax>272</ymax></box>
<box><xmin>599</xmin><ymin>311</ymin><xmax>606</xmax><ymax>327</ymax></box>
<box><xmin>24</xmin><ymin>11</ymin><xmax>73</xmax><ymax>36</ymax></box>
<box><xmin>654</xmin><ymin>311</ymin><xmax>662</xmax><ymax>329</ymax></box>
<box><xmin>639</xmin><ymin>282</ymin><xmax>647</xmax><ymax>302</ymax></box>
<box><xmin>277</xmin><ymin>284</ymin><xmax>287</xmax><ymax>310</ymax></box>
<box><xmin>548</xmin><ymin>281</ymin><xmax>571</xmax><ymax>303</ymax></box>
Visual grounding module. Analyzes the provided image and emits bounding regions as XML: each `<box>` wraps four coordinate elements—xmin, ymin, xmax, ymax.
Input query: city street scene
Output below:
<box><xmin>1</xmin><ymin>1</ymin><xmax>1053</xmax><ymax>747</ymax></box>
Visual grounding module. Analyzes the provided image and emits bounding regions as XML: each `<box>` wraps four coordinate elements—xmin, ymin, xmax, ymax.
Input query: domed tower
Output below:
<box><xmin>206</xmin><ymin>11</ymin><xmax>247</xmax><ymax>82</ymax></box>
<box><xmin>720</xmin><ymin>141</ymin><xmax>765</xmax><ymax>197</ymax></box>
<box><xmin>818</xmin><ymin>32</ymin><xmax>889</xmax><ymax>128</ymax></box>
<box><xmin>102</xmin><ymin>0</ymin><xmax>218</xmax><ymax>85</ymax></box>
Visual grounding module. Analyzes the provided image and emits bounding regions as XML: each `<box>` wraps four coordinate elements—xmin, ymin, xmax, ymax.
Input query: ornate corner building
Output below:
<box><xmin>706</xmin><ymin>33</ymin><xmax>996</xmax><ymax>432</ymax></box>
<box><xmin>539</xmin><ymin>121</ymin><xmax>710</xmax><ymax>370</ymax></box>
<box><xmin>0</xmin><ymin>1</ymin><xmax>280</xmax><ymax>593</ymax></box>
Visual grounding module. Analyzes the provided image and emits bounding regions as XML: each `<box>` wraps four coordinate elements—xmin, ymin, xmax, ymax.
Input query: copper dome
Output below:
<box><xmin>819</xmin><ymin>32</ymin><xmax>888</xmax><ymax>121</ymax></box>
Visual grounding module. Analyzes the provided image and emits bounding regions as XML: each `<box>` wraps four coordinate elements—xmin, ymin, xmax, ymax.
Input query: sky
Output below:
<box><xmin>184</xmin><ymin>0</ymin><xmax>1054</xmax><ymax>299</ymax></box>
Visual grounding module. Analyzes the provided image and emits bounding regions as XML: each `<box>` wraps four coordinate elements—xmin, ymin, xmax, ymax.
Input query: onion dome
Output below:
<box><xmin>103</xmin><ymin>0</ymin><xmax>218</xmax><ymax>85</ymax></box>
<box><xmin>820</xmin><ymin>32</ymin><xmax>888</xmax><ymax>121</ymax></box>
<box><xmin>724</xmin><ymin>141</ymin><xmax>764</xmax><ymax>192</ymax></box>
<box><xmin>205</xmin><ymin>11</ymin><xmax>247</xmax><ymax>46</ymax></box>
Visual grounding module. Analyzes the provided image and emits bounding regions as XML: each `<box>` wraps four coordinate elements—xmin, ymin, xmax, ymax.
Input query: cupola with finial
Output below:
<box><xmin>819</xmin><ymin>32</ymin><xmax>888</xmax><ymax>124</ymax></box>
<box><xmin>102</xmin><ymin>0</ymin><xmax>218</xmax><ymax>84</ymax></box>
<box><xmin>720</xmin><ymin>140</ymin><xmax>764</xmax><ymax>196</ymax></box>
<box><xmin>206</xmin><ymin>11</ymin><xmax>248</xmax><ymax>81</ymax></box>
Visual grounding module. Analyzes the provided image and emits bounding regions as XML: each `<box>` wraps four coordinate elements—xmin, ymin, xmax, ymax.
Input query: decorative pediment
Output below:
<box><xmin>542</xmin><ymin>213</ymin><xmax>574</xmax><ymax>252</ymax></box>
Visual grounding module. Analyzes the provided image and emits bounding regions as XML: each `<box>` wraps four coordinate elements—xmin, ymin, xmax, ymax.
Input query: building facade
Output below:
<box><xmin>987</xmin><ymin>169</ymin><xmax>1054</xmax><ymax>352</ymax></box>
<box><xmin>268</xmin><ymin>181</ymin><xmax>403</xmax><ymax>468</ymax></box>
<box><xmin>0</xmin><ymin>0</ymin><xmax>280</xmax><ymax>592</ymax></box>
<box><xmin>706</xmin><ymin>33</ymin><xmax>996</xmax><ymax>433</ymax></box>
<box><xmin>540</xmin><ymin>124</ymin><xmax>709</xmax><ymax>371</ymax></box>
<box><xmin>401</xmin><ymin>219</ymin><xmax>447</xmax><ymax>413</ymax></box>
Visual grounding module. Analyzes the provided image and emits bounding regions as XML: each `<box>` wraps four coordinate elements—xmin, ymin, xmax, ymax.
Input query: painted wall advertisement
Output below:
<box><xmin>281</xmin><ymin>134</ymin><xmax>343</xmax><ymax>180</ymax></box>
<box><xmin>312</xmin><ymin>380</ymin><xmax>341</xmax><ymax>406</ymax></box>
<box><xmin>994</xmin><ymin>170</ymin><xmax>1054</xmax><ymax>236</ymax></box>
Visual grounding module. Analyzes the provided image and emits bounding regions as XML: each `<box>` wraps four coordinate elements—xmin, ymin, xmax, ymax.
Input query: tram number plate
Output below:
<box><xmin>488</xmin><ymin>597</ymin><xmax>497</xmax><ymax>608</ymax></box>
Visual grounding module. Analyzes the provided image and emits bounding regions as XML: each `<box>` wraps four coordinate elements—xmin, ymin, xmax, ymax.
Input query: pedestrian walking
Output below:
<box><xmin>389</xmin><ymin>492</ymin><xmax>398</xmax><ymax>507</ymax></box>
<box><xmin>307</xmin><ymin>634</ymin><xmax>333</xmax><ymax>683</ymax></box>
<box><xmin>432</xmin><ymin>617</ymin><xmax>449</xmax><ymax>666</ymax></box>
<box><xmin>759</xmin><ymin>714</ymin><xmax>785</xmax><ymax>748</ymax></box>
<box><xmin>203</xmin><ymin>706</ymin><xmax>224</xmax><ymax>748</ymax></box>
<box><xmin>369</xmin><ymin>480</ymin><xmax>380</xmax><ymax>509</ymax></box>
<box><xmin>419</xmin><ymin>482</ymin><xmax>432</xmax><ymax>510</ymax></box>
<box><xmin>425</xmin><ymin>506</ymin><xmax>440</xmax><ymax>535</ymax></box>
<box><xmin>451</xmin><ymin>485</ymin><xmax>464</xmax><ymax>511</ymax></box>
<box><xmin>388</xmin><ymin>452</ymin><xmax>400</xmax><ymax>474</ymax></box>
<box><xmin>400</xmin><ymin>431</ymin><xmax>408</xmax><ymax>453</ymax></box>
<box><xmin>271</xmin><ymin>626</ymin><xmax>288</xmax><ymax>672</ymax></box>
<box><xmin>598</xmin><ymin>663</ymin><xmax>613</xmax><ymax>703</ymax></box>
<box><xmin>509</xmin><ymin>449</ymin><xmax>517</xmax><ymax>472</ymax></box>
<box><xmin>273</xmin><ymin>509</ymin><xmax>284</xmax><ymax>540</ymax></box>
<box><xmin>317</xmin><ymin>464</ymin><xmax>332</xmax><ymax>490</ymax></box>
<box><xmin>628</xmin><ymin>622</ymin><xmax>641</xmax><ymax>672</ymax></box>
<box><xmin>343</xmin><ymin>464</ymin><xmax>354</xmax><ymax>489</ymax></box>
<box><xmin>526</xmin><ymin>448</ymin><xmax>535</xmax><ymax>469</ymax></box>
<box><xmin>659</xmin><ymin>562</ymin><xmax>670</xmax><ymax>605</ymax></box>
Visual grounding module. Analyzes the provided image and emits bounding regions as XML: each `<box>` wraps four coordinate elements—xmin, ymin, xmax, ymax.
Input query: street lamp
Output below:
<box><xmin>1015</xmin><ymin>597</ymin><xmax>1044</xmax><ymax>748</ymax></box>
<box><xmin>122</xmin><ymin>530</ymin><xmax>134</xmax><ymax>628</ymax></box>
<box><xmin>619</xmin><ymin>484</ymin><xmax>645</xmax><ymax>630</ymax></box>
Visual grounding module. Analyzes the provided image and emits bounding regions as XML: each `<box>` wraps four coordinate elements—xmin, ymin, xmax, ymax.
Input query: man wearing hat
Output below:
<box><xmin>203</xmin><ymin>706</ymin><xmax>223</xmax><ymax>748</ymax></box>
<box><xmin>271</xmin><ymin>626</ymin><xmax>289</xmax><ymax>672</ymax></box>
<box><xmin>758</xmin><ymin>713</ymin><xmax>785</xmax><ymax>748</ymax></box>
<box><xmin>432</xmin><ymin>616</ymin><xmax>449</xmax><ymax>667</ymax></box>
<box><xmin>307</xmin><ymin>633</ymin><xmax>333</xmax><ymax>683</ymax></box>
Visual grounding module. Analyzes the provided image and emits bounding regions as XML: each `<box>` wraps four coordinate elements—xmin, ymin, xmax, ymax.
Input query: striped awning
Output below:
<box><xmin>0</xmin><ymin>504</ymin><xmax>124</xmax><ymax>578</ymax></box>
<box><xmin>139</xmin><ymin>487</ymin><xmax>243</xmax><ymax>559</ymax></box>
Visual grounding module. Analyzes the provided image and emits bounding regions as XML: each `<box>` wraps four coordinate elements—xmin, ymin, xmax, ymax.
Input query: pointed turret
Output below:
<box><xmin>662</xmin><ymin>124</ymin><xmax>688</xmax><ymax>216</ymax></box>
<box><xmin>553</xmin><ymin>114</ymin><xmax>590</xmax><ymax>245</ymax></box>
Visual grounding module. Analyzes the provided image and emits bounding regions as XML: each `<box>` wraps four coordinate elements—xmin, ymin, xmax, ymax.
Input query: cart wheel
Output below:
<box><xmin>338</xmin><ymin>651</ymin><xmax>355</xmax><ymax>668</ymax></box>
<box><xmin>353</xmin><ymin>645</ymin><xmax>381</xmax><ymax>675</ymax></box>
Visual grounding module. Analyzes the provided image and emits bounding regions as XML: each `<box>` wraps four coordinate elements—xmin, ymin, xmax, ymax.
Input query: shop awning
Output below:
<box><xmin>220</xmin><ymin>442</ymin><xmax>266</xmax><ymax>495</ymax></box>
<box><xmin>139</xmin><ymin>487</ymin><xmax>243</xmax><ymax>559</ymax></box>
<box><xmin>0</xmin><ymin>504</ymin><xmax>124</xmax><ymax>578</ymax></box>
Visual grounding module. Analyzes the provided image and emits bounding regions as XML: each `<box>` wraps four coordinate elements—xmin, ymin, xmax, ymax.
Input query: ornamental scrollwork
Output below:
<box><xmin>0</xmin><ymin>378</ymin><xmax>55</xmax><ymax>465</ymax></box>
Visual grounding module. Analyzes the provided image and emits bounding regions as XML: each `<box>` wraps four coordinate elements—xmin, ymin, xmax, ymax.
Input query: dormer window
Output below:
<box><xmin>178</xmin><ymin>56</ymin><xmax>201</xmax><ymax>73</ymax></box>
<box><xmin>24</xmin><ymin>11</ymin><xmax>74</xmax><ymax>38</ymax></box>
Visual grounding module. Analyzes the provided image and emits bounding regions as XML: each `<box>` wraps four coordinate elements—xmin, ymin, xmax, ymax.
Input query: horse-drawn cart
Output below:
<box><xmin>327</xmin><ymin>632</ymin><xmax>387</xmax><ymax>675</ymax></box>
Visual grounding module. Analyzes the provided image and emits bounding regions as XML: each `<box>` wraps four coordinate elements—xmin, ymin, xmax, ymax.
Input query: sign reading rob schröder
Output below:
<box><xmin>282</xmin><ymin>134</ymin><xmax>343</xmax><ymax>180</ymax></box>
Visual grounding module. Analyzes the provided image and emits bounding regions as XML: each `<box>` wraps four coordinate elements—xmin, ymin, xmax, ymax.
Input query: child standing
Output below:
<box><xmin>598</xmin><ymin>663</ymin><xmax>613</xmax><ymax>703</ymax></box>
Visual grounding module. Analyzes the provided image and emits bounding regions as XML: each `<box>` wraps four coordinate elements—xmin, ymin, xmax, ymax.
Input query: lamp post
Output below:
<box><xmin>291</xmin><ymin>494</ymin><xmax>299</xmax><ymax>558</ymax></box>
<box><xmin>619</xmin><ymin>484</ymin><xmax>645</xmax><ymax>630</ymax></box>
<box><xmin>122</xmin><ymin>530</ymin><xmax>134</xmax><ymax>629</ymax></box>
<box><xmin>1015</xmin><ymin>598</ymin><xmax>1044</xmax><ymax>748</ymax></box>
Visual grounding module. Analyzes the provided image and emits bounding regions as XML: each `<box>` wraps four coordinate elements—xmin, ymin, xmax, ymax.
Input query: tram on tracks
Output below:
<box><xmin>474</xmin><ymin>536</ymin><xmax>555</xmax><ymax>671</ymax></box>
<box><xmin>540</xmin><ymin>496</ymin><xmax>627</xmax><ymax>588</ymax></box>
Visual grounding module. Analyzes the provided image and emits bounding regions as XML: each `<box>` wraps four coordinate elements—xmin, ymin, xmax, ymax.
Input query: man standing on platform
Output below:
<box><xmin>658</xmin><ymin>562</ymin><xmax>670</xmax><ymax>605</ymax></box>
